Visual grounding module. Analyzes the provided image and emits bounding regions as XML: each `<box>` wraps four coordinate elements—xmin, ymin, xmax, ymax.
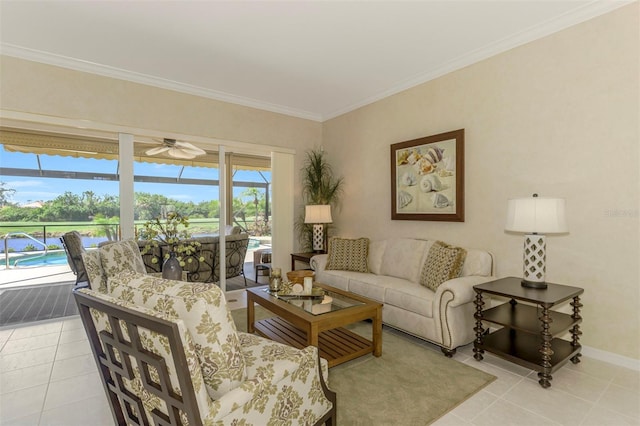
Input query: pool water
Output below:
<box><xmin>11</xmin><ymin>251</ymin><xmax>70</xmax><ymax>267</ymax></box>
<box><xmin>10</xmin><ymin>238</ymin><xmax>264</xmax><ymax>268</ymax></box>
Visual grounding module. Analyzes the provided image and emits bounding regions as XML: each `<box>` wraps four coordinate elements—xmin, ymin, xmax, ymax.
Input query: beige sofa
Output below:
<box><xmin>310</xmin><ymin>238</ymin><xmax>494</xmax><ymax>356</ymax></box>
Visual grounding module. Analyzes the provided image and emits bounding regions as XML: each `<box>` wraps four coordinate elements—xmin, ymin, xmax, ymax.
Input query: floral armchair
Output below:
<box><xmin>73</xmin><ymin>265</ymin><xmax>336</xmax><ymax>425</ymax></box>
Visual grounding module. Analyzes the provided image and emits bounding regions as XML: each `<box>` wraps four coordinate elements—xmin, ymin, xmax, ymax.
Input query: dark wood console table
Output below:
<box><xmin>290</xmin><ymin>252</ymin><xmax>324</xmax><ymax>270</ymax></box>
<box><xmin>473</xmin><ymin>277</ymin><xmax>584</xmax><ymax>388</ymax></box>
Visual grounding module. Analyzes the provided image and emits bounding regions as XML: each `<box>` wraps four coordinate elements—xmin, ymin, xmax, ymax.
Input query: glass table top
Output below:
<box><xmin>264</xmin><ymin>287</ymin><xmax>364</xmax><ymax>315</ymax></box>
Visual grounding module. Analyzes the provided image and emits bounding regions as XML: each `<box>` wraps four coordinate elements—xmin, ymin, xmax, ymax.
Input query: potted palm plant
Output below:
<box><xmin>296</xmin><ymin>149</ymin><xmax>344</xmax><ymax>251</ymax></box>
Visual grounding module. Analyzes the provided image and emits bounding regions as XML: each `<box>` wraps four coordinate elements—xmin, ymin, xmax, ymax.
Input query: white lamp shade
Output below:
<box><xmin>304</xmin><ymin>205</ymin><xmax>333</xmax><ymax>224</ymax></box>
<box><xmin>505</xmin><ymin>197</ymin><xmax>568</xmax><ymax>234</ymax></box>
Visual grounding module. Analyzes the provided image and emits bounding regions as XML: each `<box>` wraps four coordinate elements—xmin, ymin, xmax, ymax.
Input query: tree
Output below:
<box><xmin>93</xmin><ymin>214</ymin><xmax>119</xmax><ymax>241</ymax></box>
<box><xmin>240</xmin><ymin>187</ymin><xmax>264</xmax><ymax>218</ymax></box>
<box><xmin>0</xmin><ymin>182</ymin><xmax>16</xmax><ymax>208</ymax></box>
<box><xmin>82</xmin><ymin>191</ymin><xmax>98</xmax><ymax>216</ymax></box>
<box><xmin>135</xmin><ymin>192</ymin><xmax>175</xmax><ymax>220</ymax></box>
<box><xmin>96</xmin><ymin>194</ymin><xmax>120</xmax><ymax>218</ymax></box>
<box><xmin>39</xmin><ymin>192</ymin><xmax>86</xmax><ymax>221</ymax></box>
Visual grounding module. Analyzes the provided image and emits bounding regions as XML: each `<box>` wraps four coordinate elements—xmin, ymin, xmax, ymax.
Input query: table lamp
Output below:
<box><xmin>505</xmin><ymin>194</ymin><xmax>568</xmax><ymax>289</ymax></box>
<box><xmin>304</xmin><ymin>205</ymin><xmax>332</xmax><ymax>252</ymax></box>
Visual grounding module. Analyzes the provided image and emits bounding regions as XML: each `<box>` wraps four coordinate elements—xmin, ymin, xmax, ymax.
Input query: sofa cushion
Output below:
<box><xmin>313</xmin><ymin>268</ymin><xmax>353</xmax><ymax>292</ymax></box>
<box><xmin>107</xmin><ymin>270</ymin><xmax>246</xmax><ymax>400</ymax></box>
<box><xmin>419</xmin><ymin>241</ymin><xmax>467</xmax><ymax>291</ymax></box>
<box><xmin>367</xmin><ymin>240</ymin><xmax>387</xmax><ymax>275</ymax></box>
<box><xmin>326</xmin><ymin>237</ymin><xmax>370</xmax><ymax>273</ymax></box>
<box><xmin>99</xmin><ymin>239</ymin><xmax>147</xmax><ymax>284</ymax></box>
<box><xmin>225</xmin><ymin>225</ymin><xmax>242</xmax><ymax>235</ymax></box>
<box><xmin>81</xmin><ymin>250</ymin><xmax>107</xmax><ymax>293</ymax></box>
<box><xmin>347</xmin><ymin>274</ymin><xmax>394</xmax><ymax>303</ymax></box>
<box><xmin>380</xmin><ymin>238</ymin><xmax>429</xmax><ymax>283</ymax></box>
<box><xmin>461</xmin><ymin>249</ymin><xmax>493</xmax><ymax>277</ymax></box>
<box><xmin>384</xmin><ymin>281</ymin><xmax>434</xmax><ymax>318</ymax></box>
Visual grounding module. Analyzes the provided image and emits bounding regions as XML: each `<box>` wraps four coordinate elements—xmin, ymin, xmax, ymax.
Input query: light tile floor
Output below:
<box><xmin>1</xmin><ymin>289</ymin><xmax>638</xmax><ymax>425</ymax></box>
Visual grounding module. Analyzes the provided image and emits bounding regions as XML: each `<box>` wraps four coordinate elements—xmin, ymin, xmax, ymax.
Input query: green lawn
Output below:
<box><xmin>0</xmin><ymin>219</ymin><xmax>222</xmax><ymax>237</ymax></box>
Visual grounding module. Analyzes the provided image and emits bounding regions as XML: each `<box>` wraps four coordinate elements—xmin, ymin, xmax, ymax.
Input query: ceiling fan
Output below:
<box><xmin>145</xmin><ymin>138</ymin><xmax>206</xmax><ymax>159</ymax></box>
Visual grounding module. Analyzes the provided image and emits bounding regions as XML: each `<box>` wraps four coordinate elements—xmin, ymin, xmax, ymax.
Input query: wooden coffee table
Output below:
<box><xmin>247</xmin><ymin>282</ymin><xmax>383</xmax><ymax>367</ymax></box>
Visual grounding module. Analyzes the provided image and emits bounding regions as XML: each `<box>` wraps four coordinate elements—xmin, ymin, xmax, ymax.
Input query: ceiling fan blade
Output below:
<box><xmin>145</xmin><ymin>146</ymin><xmax>170</xmax><ymax>156</ymax></box>
<box><xmin>167</xmin><ymin>147</ymin><xmax>197</xmax><ymax>159</ymax></box>
<box><xmin>175</xmin><ymin>141</ymin><xmax>206</xmax><ymax>156</ymax></box>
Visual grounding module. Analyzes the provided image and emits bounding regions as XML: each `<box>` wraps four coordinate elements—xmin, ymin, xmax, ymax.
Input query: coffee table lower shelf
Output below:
<box><xmin>254</xmin><ymin>317</ymin><xmax>373</xmax><ymax>367</ymax></box>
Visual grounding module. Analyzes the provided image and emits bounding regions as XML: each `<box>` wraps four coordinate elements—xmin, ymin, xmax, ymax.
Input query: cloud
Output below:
<box><xmin>166</xmin><ymin>194</ymin><xmax>193</xmax><ymax>201</ymax></box>
<box><xmin>6</xmin><ymin>180</ymin><xmax>44</xmax><ymax>189</ymax></box>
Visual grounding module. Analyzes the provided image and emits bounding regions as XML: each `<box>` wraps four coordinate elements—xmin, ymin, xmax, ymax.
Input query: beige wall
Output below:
<box><xmin>1</xmin><ymin>4</ymin><xmax>638</xmax><ymax>360</ymax></box>
<box><xmin>0</xmin><ymin>55</ymin><xmax>322</xmax><ymax>258</ymax></box>
<box><xmin>322</xmin><ymin>4</ymin><xmax>639</xmax><ymax>360</ymax></box>
<box><xmin>0</xmin><ymin>56</ymin><xmax>322</xmax><ymax>150</ymax></box>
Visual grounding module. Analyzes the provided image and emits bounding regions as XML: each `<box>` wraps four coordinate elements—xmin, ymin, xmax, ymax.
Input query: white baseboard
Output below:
<box><xmin>582</xmin><ymin>345</ymin><xmax>640</xmax><ymax>372</ymax></box>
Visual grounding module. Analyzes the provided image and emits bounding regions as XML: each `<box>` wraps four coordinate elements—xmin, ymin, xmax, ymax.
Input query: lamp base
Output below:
<box><xmin>521</xmin><ymin>279</ymin><xmax>548</xmax><ymax>289</ymax></box>
<box><xmin>312</xmin><ymin>224</ymin><xmax>324</xmax><ymax>252</ymax></box>
<box><xmin>522</xmin><ymin>233</ymin><xmax>547</xmax><ymax>285</ymax></box>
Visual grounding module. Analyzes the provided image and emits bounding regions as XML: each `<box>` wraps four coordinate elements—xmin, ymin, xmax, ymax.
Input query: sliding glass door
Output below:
<box><xmin>1</xmin><ymin>127</ymin><xmax>274</xmax><ymax>293</ymax></box>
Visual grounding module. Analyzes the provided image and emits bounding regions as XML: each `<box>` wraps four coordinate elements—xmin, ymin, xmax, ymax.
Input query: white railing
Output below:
<box><xmin>3</xmin><ymin>232</ymin><xmax>48</xmax><ymax>268</ymax></box>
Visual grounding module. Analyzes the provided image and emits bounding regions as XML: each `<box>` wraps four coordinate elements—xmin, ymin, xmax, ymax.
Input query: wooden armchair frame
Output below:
<box><xmin>74</xmin><ymin>288</ymin><xmax>337</xmax><ymax>426</ymax></box>
<box><xmin>74</xmin><ymin>289</ymin><xmax>202</xmax><ymax>425</ymax></box>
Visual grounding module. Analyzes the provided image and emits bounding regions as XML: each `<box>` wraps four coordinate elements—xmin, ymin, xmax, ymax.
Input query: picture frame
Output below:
<box><xmin>391</xmin><ymin>129</ymin><xmax>464</xmax><ymax>222</ymax></box>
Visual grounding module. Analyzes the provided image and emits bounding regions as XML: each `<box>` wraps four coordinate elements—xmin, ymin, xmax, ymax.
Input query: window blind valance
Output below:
<box><xmin>0</xmin><ymin>129</ymin><xmax>270</xmax><ymax>170</ymax></box>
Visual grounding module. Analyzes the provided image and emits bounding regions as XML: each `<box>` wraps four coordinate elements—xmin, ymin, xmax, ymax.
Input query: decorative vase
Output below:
<box><xmin>162</xmin><ymin>251</ymin><xmax>182</xmax><ymax>280</ymax></box>
<box><xmin>269</xmin><ymin>267</ymin><xmax>282</xmax><ymax>292</ymax></box>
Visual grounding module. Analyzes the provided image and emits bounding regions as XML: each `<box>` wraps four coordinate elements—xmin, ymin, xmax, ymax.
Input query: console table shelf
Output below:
<box><xmin>480</xmin><ymin>328</ymin><xmax>582</xmax><ymax>373</ymax></box>
<box><xmin>481</xmin><ymin>303</ymin><xmax>579</xmax><ymax>336</ymax></box>
<box><xmin>473</xmin><ymin>277</ymin><xmax>584</xmax><ymax>389</ymax></box>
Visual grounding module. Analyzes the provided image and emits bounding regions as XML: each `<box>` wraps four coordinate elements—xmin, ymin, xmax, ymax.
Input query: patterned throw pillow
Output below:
<box><xmin>325</xmin><ymin>237</ymin><xmax>370</xmax><ymax>273</ymax></box>
<box><xmin>107</xmin><ymin>270</ymin><xmax>247</xmax><ymax>400</ymax></box>
<box><xmin>419</xmin><ymin>241</ymin><xmax>467</xmax><ymax>291</ymax></box>
<box><xmin>99</xmin><ymin>239</ymin><xmax>147</xmax><ymax>286</ymax></box>
<box><xmin>81</xmin><ymin>250</ymin><xmax>107</xmax><ymax>293</ymax></box>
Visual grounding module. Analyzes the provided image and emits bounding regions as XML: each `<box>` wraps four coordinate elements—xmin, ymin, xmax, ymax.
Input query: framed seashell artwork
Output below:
<box><xmin>391</xmin><ymin>129</ymin><xmax>464</xmax><ymax>222</ymax></box>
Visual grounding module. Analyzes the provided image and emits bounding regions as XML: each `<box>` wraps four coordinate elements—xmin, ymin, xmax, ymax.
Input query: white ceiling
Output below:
<box><xmin>0</xmin><ymin>1</ymin><xmax>631</xmax><ymax>122</ymax></box>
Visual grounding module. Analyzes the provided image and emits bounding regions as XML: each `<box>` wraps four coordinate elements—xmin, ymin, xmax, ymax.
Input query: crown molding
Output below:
<box><xmin>0</xmin><ymin>44</ymin><xmax>323</xmax><ymax>123</ymax></box>
<box><xmin>322</xmin><ymin>0</ymin><xmax>635</xmax><ymax>121</ymax></box>
<box><xmin>1</xmin><ymin>0</ymin><xmax>633</xmax><ymax>123</ymax></box>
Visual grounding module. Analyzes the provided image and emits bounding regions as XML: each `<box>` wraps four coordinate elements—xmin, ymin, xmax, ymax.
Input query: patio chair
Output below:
<box><xmin>216</xmin><ymin>233</ymin><xmax>250</xmax><ymax>286</ymax></box>
<box><xmin>60</xmin><ymin>231</ymin><xmax>88</xmax><ymax>286</ymax></box>
<box><xmin>254</xmin><ymin>248</ymin><xmax>272</xmax><ymax>284</ymax></box>
<box><xmin>73</xmin><ymin>271</ymin><xmax>336</xmax><ymax>425</ymax></box>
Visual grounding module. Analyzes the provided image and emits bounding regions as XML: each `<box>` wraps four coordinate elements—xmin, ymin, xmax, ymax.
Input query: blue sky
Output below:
<box><xmin>0</xmin><ymin>148</ymin><xmax>270</xmax><ymax>205</ymax></box>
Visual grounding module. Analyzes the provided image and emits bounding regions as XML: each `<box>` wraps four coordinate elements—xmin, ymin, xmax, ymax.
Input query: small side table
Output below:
<box><xmin>473</xmin><ymin>277</ymin><xmax>584</xmax><ymax>388</ymax></box>
<box><xmin>254</xmin><ymin>249</ymin><xmax>272</xmax><ymax>284</ymax></box>
<box><xmin>290</xmin><ymin>252</ymin><xmax>324</xmax><ymax>271</ymax></box>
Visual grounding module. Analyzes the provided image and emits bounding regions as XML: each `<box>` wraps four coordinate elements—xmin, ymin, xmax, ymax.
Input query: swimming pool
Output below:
<box><xmin>8</xmin><ymin>238</ymin><xmax>264</xmax><ymax>268</ymax></box>
<box><xmin>11</xmin><ymin>251</ymin><xmax>70</xmax><ymax>267</ymax></box>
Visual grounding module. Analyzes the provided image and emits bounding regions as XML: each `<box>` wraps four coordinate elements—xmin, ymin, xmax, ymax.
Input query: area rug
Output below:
<box><xmin>225</xmin><ymin>274</ymin><xmax>264</xmax><ymax>292</ymax></box>
<box><xmin>231</xmin><ymin>307</ymin><xmax>496</xmax><ymax>425</ymax></box>
<box><xmin>0</xmin><ymin>282</ymin><xmax>78</xmax><ymax>327</ymax></box>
